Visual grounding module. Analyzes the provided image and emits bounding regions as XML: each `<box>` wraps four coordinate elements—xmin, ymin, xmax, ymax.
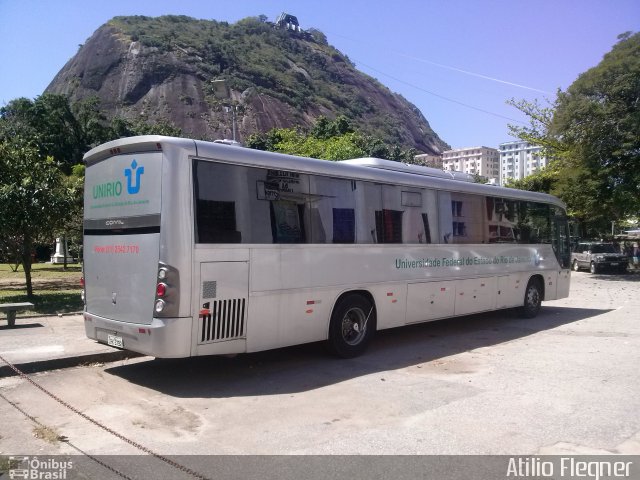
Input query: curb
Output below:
<box><xmin>0</xmin><ymin>350</ymin><xmax>145</xmax><ymax>378</ymax></box>
<box><xmin>2</xmin><ymin>311</ymin><xmax>84</xmax><ymax>322</ymax></box>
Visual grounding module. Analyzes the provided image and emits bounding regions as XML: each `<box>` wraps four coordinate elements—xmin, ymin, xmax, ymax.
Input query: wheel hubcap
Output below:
<box><xmin>527</xmin><ymin>287</ymin><xmax>540</xmax><ymax>307</ymax></box>
<box><xmin>341</xmin><ymin>307</ymin><xmax>367</xmax><ymax>345</ymax></box>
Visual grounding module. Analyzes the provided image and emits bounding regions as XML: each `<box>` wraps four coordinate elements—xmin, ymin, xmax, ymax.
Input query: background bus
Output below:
<box><xmin>82</xmin><ymin>136</ymin><xmax>571</xmax><ymax>358</ymax></box>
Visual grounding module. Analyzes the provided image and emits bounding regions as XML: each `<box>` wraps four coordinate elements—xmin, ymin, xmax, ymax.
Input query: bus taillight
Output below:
<box><xmin>156</xmin><ymin>283</ymin><xmax>167</xmax><ymax>297</ymax></box>
<box><xmin>155</xmin><ymin>299</ymin><xmax>166</xmax><ymax>313</ymax></box>
<box><xmin>153</xmin><ymin>263</ymin><xmax>180</xmax><ymax>317</ymax></box>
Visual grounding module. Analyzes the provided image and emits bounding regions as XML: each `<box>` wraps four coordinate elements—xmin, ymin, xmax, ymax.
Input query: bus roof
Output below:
<box><xmin>83</xmin><ymin>135</ymin><xmax>566</xmax><ymax>210</ymax></box>
<box><xmin>340</xmin><ymin>157</ymin><xmax>477</xmax><ymax>182</ymax></box>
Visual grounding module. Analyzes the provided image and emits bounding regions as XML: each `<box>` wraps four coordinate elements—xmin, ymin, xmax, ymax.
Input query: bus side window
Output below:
<box><xmin>194</xmin><ymin>161</ymin><xmax>244</xmax><ymax>244</ymax></box>
<box><xmin>375</xmin><ymin>209</ymin><xmax>404</xmax><ymax>243</ymax></box>
<box><xmin>270</xmin><ymin>200</ymin><xmax>305</xmax><ymax>243</ymax></box>
<box><xmin>309</xmin><ymin>176</ymin><xmax>356</xmax><ymax>244</ymax></box>
<box><xmin>438</xmin><ymin>191</ymin><xmax>485</xmax><ymax>244</ymax></box>
<box><xmin>518</xmin><ymin>202</ymin><xmax>551</xmax><ymax>244</ymax></box>
<box><xmin>196</xmin><ymin>200</ymin><xmax>241</xmax><ymax>243</ymax></box>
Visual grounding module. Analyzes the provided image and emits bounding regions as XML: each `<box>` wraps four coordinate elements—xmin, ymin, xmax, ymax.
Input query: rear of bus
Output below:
<box><xmin>82</xmin><ymin>136</ymin><xmax>195</xmax><ymax>357</ymax></box>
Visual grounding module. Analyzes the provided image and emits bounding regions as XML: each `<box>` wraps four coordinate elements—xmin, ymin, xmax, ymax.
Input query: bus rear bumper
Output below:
<box><xmin>83</xmin><ymin>312</ymin><xmax>193</xmax><ymax>358</ymax></box>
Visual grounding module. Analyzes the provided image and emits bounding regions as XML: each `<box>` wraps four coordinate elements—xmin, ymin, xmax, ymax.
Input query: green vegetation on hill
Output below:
<box><xmin>109</xmin><ymin>15</ymin><xmax>354</xmax><ymax>111</ymax></box>
<box><xmin>105</xmin><ymin>15</ymin><xmax>444</xmax><ymax>151</ymax></box>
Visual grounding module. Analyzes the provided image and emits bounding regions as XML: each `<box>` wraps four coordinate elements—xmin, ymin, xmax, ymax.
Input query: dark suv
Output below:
<box><xmin>571</xmin><ymin>242</ymin><xmax>628</xmax><ymax>274</ymax></box>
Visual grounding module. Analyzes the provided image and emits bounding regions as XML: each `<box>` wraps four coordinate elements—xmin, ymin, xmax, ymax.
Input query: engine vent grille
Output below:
<box><xmin>199</xmin><ymin>298</ymin><xmax>246</xmax><ymax>343</ymax></box>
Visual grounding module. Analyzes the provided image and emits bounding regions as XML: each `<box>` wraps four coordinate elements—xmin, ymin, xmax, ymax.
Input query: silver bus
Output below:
<box><xmin>82</xmin><ymin>136</ymin><xmax>571</xmax><ymax>358</ymax></box>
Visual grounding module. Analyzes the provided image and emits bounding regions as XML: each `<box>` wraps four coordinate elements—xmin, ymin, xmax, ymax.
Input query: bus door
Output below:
<box><xmin>553</xmin><ymin>212</ymin><xmax>571</xmax><ymax>298</ymax></box>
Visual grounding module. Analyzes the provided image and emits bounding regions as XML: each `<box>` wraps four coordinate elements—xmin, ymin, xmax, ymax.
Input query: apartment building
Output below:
<box><xmin>441</xmin><ymin>146</ymin><xmax>500</xmax><ymax>183</ymax></box>
<box><xmin>499</xmin><ymin>141</ymin><xmax>547</xmax><ymax>185</ymax></box>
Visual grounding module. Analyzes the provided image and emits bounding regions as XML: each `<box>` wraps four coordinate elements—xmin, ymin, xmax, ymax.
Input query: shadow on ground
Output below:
<box><xmin>105</xmin><ymin>305</ymin><xmax>610</xmax><ymax>398</ymax></box>
<box><xmin>0</xmin><ymin>322</ymin><xmax>43</xmax><ymax>331</ymax></box>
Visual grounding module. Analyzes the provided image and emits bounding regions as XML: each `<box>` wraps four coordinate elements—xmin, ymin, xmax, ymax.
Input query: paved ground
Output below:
<box><xmin>0</xmin><ymin>271</ymin><xmax>639</xmax><ymax>464</ymax></box>
<box><xmin>0</xmin><ymin>314</ymin><xmax>135</xmax><ymax>372</ymax></box>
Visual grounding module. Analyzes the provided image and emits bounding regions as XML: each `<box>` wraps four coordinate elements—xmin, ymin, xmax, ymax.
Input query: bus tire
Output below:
<box><xmin>327</xmin><ymin>294</ymin><xmax>376</xmax><ymax>358</ymax></box>
<box><xmin>519</xmin><ymin>278</ymin><xmax>542</xmax><ymax>319</ymax></box>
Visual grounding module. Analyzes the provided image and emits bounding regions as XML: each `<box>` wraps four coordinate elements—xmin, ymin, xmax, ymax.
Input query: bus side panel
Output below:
<box><xmin>245</xmin><ymin>290</ymin><xmax>333</xmax><ymax>353</ymax></box>
<box><xmin>454</xmin><ymin>277</ymin><xmax>497</xmax><ymax>316</ymax></box>
<box><xmin>245</xmin><ymin>294</ymin><xmax>280</xmax><ymax>352</ymax></box>
<box><xmin>497</xmin><ymin>275</ymin><xmax>523</xmax><ymax>309</ymax></box>
<box><xmin>406</xmin><ymin>281</ymin><xmax>456</xmax><ymax>324</ymax></box>
<box><xmin>556</xmin><ymin>269</ymin><xmax>571</xmax><ymax>299</ymax></box>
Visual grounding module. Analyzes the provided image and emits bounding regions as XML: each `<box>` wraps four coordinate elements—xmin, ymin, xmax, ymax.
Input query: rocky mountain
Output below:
<box><xmin>46</xmin><ymin>15</ymin><xmax>449</xmax><ymax>154</ymax></box>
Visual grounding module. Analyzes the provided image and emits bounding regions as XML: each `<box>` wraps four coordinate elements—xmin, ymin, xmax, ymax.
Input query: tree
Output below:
<box><xmin>0</xmin><ymin>139</ymin><xmax>77</xmax><ymax>297</ymax></box>
<box><xmin>0</xmin><ymin>94</ymin><xmax>84</xmax><ymax>174</ymax></box>
<box><xmin>553</xmin><ymin>32</ymin><xmax>640</xmax><ymax>226</ymax></box>
<box><xmin>73</xmin><ymin>96</ymin><xmax>113</xmax><ymax>149</ymax></box>
<box><xmin>247</xmin><ymin>116</ymin><xmax>367</xmax><ymax>160</ymax></box>
<box><xmin>0</xmin><ymin>93</ymin><xmax>183</xmax><ymax>292</ymax></box>
<box><xmin>108</xmin><ymin>116</ymin><xmax>182</xmax><ymax>138</ymax></box>
<box><xmin>508</xmin><ymin>32</ymin><xmax>640</xmax><ymax>237</ymax></box>
<box><xmin>247</xmin><ymin>116</ymin><xmax>419</xmax><ymax>162</ymax></box>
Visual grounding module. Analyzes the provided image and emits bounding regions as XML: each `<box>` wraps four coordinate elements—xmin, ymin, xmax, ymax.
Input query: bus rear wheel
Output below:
<box><xmin>519</xmin><ymin>278</ymin><xmax>542</xmax><ymax>319</ymax></box>
<box><xmin>327</xmin><ymin>294</ymin><xmax>376</xmax><ymax>358</ymax></box>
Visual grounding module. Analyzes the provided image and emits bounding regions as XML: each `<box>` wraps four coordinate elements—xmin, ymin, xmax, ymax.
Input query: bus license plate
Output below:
<box><xmin>107</xmin><ymin>334</ymin><xmax>124</xmax><ymax>349</ymax></box>
<box><xmin>610</xmin><ymin>263</ymin><xmax>618</xmax><ymax>266</ymax></box>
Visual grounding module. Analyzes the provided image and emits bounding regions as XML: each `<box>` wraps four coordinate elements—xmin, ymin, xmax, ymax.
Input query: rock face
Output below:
<box><xmin>46</xmin><ymin>16</ymin><xmax>449</xmax><ymax>154</ymax></box>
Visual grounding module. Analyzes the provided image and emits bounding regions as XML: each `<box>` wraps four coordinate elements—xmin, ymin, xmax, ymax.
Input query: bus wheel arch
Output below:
<box><xmin>327</xmin><ymin>290</ymin><xmax>377</xmax><ymax>358</ymax></box>
<box><xmin>519</xmin><ymin>275</ymin><xmax>544</xmax><ymax>319</ymax></box>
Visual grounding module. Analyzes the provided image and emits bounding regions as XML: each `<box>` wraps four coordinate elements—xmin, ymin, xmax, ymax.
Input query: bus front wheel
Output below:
<box><xmin>519</xmin><ymin>279</ymin><xmax>542</xmax><ymax>319</ymax></box>
<box><xmin>327</xmin><ymin>294</ymin><xmax>376</xmax><ymax>358</ymax></box>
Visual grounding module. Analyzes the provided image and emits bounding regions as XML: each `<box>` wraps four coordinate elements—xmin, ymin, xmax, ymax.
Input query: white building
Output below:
<box><xmin>499</xmin><ymin>141</ymin><xmax>547</xmax><ymax>185</ymax></box>
<box><xmin>442</xmin><ymin>146</ymin><xmax>500</xmax><ymax>183</ymax></box>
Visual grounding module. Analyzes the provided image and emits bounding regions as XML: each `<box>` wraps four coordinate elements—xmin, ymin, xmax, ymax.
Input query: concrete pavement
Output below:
<box><xmin>0</xmin><ymin>313</ymin><xmax>142</xmax><ymax>376</ymax></box>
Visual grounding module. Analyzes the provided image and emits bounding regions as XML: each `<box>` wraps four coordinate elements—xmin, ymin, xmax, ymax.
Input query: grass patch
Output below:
<box><xmin>0</xmin><ymin>262</ymin><xmax>82</xmax><ymax>279</ymax></box>
<box><xmin>1</xmin><ymin>263</ymin><xmax>83</xmax><ymax>316</ymax></box>
<box><xmin>0</xmin><ymin>290</ymin><xmax>83</xmax><ymax>316</ymax></box>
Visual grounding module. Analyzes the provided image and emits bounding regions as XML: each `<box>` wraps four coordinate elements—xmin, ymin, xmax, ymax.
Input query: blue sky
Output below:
<box><xmin>0</xmin><ymin>0</ymin><xmax>637</xmax><ymax>150</ymax></box>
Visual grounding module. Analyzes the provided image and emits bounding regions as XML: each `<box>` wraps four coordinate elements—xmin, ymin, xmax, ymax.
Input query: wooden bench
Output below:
<box><xmin>0</xmin><ymin>302</ymin><xmax>35</xmax><ymax>327</ymax></box>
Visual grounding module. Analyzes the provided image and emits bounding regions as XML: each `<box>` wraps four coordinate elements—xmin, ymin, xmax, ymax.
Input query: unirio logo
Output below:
<box><xmin>124</xmin><ymin>159</ymin><xmax>144</xmax><ymax>194</ymax></box>
<box><xmin>93</xmin><ymin>181</ymin><xmax>122</xmax><ymax>199</ymax></box>
<box><xmin>92</xmin><ymin>158</ymin><xmax>145</xmax><ymax>200</ymax></box>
